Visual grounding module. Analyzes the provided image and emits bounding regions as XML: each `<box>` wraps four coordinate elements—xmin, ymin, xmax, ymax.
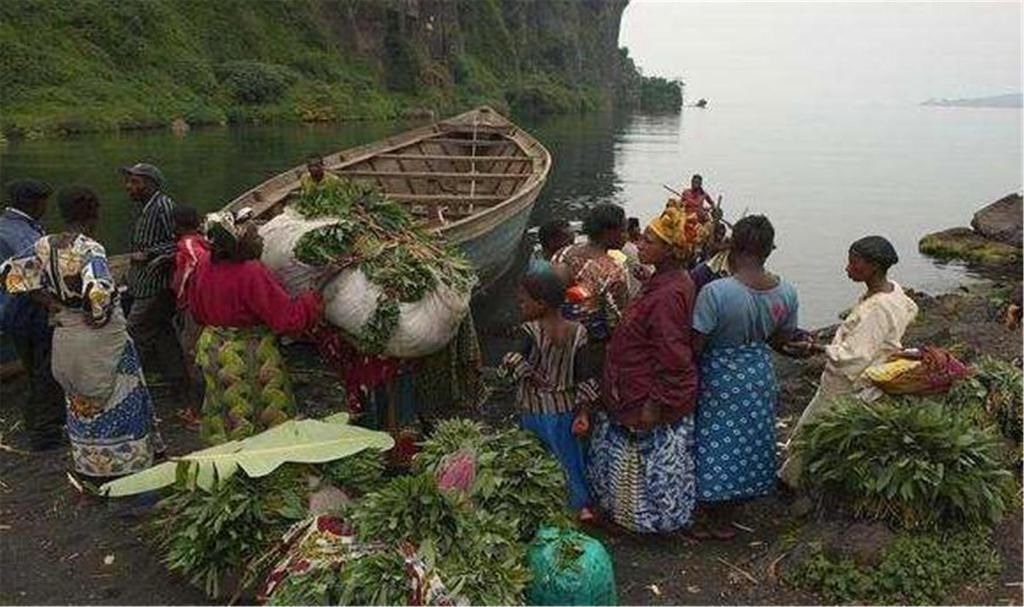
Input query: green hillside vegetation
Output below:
<box><xmin>1</xmin><ymin>0</ymin><xmax>680</xmax><ymax>138</ymax></box>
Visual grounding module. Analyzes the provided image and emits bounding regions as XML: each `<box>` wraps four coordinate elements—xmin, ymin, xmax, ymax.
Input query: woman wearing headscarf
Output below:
<box><xmin>551</xmin><ymin>204</ymin><xmax>630</xmax><ymax>344</ymax></box>
<box><xmin>1</xmin><ymin>186</ymin><xmax>161</xmax><ymax>478</ymax></box>
<box><xmin>778</xmin><ymin>235</ymin><xmax>918</xmax><ymax>488</ymax></box>
<box><xmin>691</xmin><ymin>215</ymin><xmax>804</xmax><ymax>539</ymax></box>
<box><xmin>585</xmin><ymin>207</ymin><xmax>708</xmax><ymax>533</ymax></box>
<box><xmin>188</xmin><ymin>211</ymin><xmax>323</xmax><ymax>444</ymax></box>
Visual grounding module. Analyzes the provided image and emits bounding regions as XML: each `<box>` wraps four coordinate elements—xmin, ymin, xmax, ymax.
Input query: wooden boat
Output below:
<box><xmin>111</xmin><ymin>106</ymin><xmax>552</xmax><ymax>291</ymax></box>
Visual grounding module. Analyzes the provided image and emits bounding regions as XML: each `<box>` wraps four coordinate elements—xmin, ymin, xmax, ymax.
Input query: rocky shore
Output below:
<box><xmin>919</xmin><ymin>192</ymin><xmax>1023</xmax><ymax>271</ymax></box>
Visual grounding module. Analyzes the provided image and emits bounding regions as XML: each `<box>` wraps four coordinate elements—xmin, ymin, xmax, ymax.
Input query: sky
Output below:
<box><xmin>619</xmin><ymin>1</ymin><xmax>1023</xmax><ymax>106</ymax></box>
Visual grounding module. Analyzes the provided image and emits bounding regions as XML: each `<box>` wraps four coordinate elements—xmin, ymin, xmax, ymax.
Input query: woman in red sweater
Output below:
<box><xmin>585</xmin><ymin>207</ymin><xmax>708</xmax><ymax>533</ymax></box>
<box><xmin>189</xmin><ymin>211</ymin><xmax>323</xmax><ymax>444</ymax></box>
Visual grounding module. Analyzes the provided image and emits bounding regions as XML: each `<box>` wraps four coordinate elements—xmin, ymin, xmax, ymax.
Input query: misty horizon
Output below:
<box><xmin>620</xmin><ymin>1</ymin><xmax>1023</xmax><ymax>107</ymax></box>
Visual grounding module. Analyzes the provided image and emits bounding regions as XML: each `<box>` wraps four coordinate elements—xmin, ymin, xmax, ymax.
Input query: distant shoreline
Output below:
<box><xmin>921</xmin><ymin>93</ymin><xmax>1023</xmax><ymax>109</ymax></box>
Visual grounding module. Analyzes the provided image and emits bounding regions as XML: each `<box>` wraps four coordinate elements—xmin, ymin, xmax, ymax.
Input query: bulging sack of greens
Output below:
<box><xmin>259</xmin><ymin>180</ymin><xmax>476</xmax><ymax>359</ymax></box>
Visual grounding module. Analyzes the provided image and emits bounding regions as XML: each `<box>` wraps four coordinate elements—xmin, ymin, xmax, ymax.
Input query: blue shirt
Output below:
<box><xmin>0</xmin><ymin>207</ymin><xmax>41</xmax><ymax>261</ymax></box>
<box><xmin>0</xmin><ymin>208</ymin><xmax>50</xmax><ymax>341</ymax></box>
<box><xmin>692</xmin><ymin>275</ymin><xmax>799</xmax><ymax>350</ymax></box>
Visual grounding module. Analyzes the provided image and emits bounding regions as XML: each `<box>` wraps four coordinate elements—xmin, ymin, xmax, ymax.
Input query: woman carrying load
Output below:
<box><xmin>585</xmin><ymin>207</ymin><xmax>707</xmax><ymax>533</ymax></box>
<box><xmin>1</xmin><ymin>186</ymin><xmax>162</xmax><ymax>478</ymax></box>
<box><xmin>188</xmin><ymin>212</ymin><xmax>323</xmax><ymax>444</ymax></box>
<box><xmin>778</xmin><ymin>235</ymin><xmax>917</xmax><ymax>489</ymax></box>
<box><xmin>690</xmin><ymin>215</ymin><xmax>807</xmax><ymax>539</ymax></box>
<box><xmin>551</xmin><ymin>204</ymin><xmax>630</xmax><ymax>386</ymax></box>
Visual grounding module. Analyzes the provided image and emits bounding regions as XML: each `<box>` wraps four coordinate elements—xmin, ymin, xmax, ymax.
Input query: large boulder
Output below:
<box><xmin>971</xmin><ymin>193</ymin><xmax>1022</xmax><ymax>246</ymax></box>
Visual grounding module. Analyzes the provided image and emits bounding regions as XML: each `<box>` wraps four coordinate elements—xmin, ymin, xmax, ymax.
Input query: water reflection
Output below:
<box><xmin>0</xmin><ymin>120</ymin><xmax>420</xmax><ymax>253</ymax></box>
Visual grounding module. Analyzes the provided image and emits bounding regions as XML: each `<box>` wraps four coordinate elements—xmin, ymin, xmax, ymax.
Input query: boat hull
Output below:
<box><xmin>456</xmin><ymin>188</ymin><xmax>536</xmax><ymax>290</ymax></box>
<box><xmin>108</xmin><ymin>106</ymin><xmax>550</xmax><ymax>293</ymax></box>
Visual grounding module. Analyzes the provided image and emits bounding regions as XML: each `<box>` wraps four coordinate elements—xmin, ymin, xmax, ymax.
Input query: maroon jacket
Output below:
<box><xmin>601</xmin><ymin>266</ymin><xmax>698</xmax><ymax>427</ymax></box>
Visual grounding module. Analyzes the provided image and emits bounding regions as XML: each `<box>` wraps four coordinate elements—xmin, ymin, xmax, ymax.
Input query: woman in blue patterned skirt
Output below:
<box><xmin>691</xmin><ymin>215</ymin><xmax>809</xmax><ymax>539</ymax></box>
<box><xmin>1</xmin><ymin>187</ymin><xmax>162</xmax><ymax>478</ymax></box>
<box><xmin>587</xmin><ymin>208</ymin><xmax>707</xmax><ymax>533</ymax></box>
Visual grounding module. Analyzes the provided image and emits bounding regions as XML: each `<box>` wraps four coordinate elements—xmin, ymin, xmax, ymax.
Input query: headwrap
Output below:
<box><xmin>203</xmin><ymin>210</ymin><xmax>241</xmax><ymax>257</ymax></box>
<box><xmin>849</xmin><ymin>235</ymin><xmax>899</xmax><ymax>270</ymax></box>
<box><xmin>647</xmin><ymin>207</ymin><xmax>710</xmax><ymax>258</ymax></box>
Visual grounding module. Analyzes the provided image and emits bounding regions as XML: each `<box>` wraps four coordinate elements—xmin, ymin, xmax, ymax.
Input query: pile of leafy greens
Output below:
<box><xmin>141</xmin><ymin>417</ymin><xmax>573</xmax><ymax>605</ymax></box>
<box><xmin>292</xmin><ymin>178</ymin><xmax>476</xmax><ymax>353</ymax></box>
<box><xmin>266</xmin><ymin>418</ymin><xmax>573</xmax><ymax>605</ymax></box>
<box><xmin>149</xmin><ymin>453</ymin><xmax>389</xmax><ymax>600</ymax></box>
<box><xmin>130</xmin><ymin>415</ymin><xmax>393</xmax><ymax>600</ymax></box>
<box><xmin>793</xmin><ymin>396</ymin><xmax>1014</xmax><ymax>530</ymax></box>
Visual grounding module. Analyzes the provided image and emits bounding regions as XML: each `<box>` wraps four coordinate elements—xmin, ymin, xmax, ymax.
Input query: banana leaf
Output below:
<box><xmin>99</xmin><ymin>413</ymin><xmax>393</xmax><ymax>497</ymax></box>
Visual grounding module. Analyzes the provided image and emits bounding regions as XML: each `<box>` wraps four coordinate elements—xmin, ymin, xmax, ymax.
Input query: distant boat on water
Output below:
<box><xmin>693</xmin><ymin>98</ymin><xmax>709</xmax><ymax>108</ymax></box>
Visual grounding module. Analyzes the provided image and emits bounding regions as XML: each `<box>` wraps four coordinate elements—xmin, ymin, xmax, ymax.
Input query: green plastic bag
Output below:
<box><xmin>526</xmin><ymin>526</ymin><xmax>617</xmax><ymax>606</ymax></box>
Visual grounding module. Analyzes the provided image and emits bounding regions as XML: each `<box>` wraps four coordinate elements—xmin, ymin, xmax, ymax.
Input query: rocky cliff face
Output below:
<box><xmin>1</xmin><ymin>0</ymin><xmax>652</xmax><ymax>136</ymax></box>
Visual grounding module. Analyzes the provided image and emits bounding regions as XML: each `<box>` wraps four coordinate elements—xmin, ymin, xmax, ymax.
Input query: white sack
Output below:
<box><xmin>259</xmin><ymin>208</ymin><xmax>472</xmax><ymax>359</ymax></box>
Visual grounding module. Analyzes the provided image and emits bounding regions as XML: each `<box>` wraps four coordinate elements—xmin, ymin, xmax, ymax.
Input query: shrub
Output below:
<box><xmin>639</xmin><ymin>76</ymin><xmax>682</xmax><ymax>112</ymax></box>
<box><xmin>506</xmin><ymin>73</ymin><xmax>594</xmax><ymax>115</ymax></box>
<box><xmin>795</xmin><ymin>396</ymin><xmax>1014</xmax><ymax>529</ymax></box>
<box><xmin>785</xmin><ymin>530</ymin><xmax>1001</xmax><ymax>604</ymax></box>
<box><xmin>948</xmin><ymin>356</ymin><xmax>1023</xmax><ymax>442</ymax></box>
<box><xmin>217</xmin><ymin>61</ymin><xmax>297</xmax><ymax>104</ymax></box>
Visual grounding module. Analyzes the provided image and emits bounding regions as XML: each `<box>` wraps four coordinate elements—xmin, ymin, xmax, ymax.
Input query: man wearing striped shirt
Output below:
<box><xmin>121</xmin><ymin>162</ymin><xmax>186</xmax><ymax>386</ymax></box>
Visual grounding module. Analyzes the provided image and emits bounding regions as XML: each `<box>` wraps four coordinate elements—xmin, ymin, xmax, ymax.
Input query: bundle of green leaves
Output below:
<box><xmin>947</xmin><ymin>356</ymin><xmax>1023</xmax><ymax>443</ymax></box>
<box><xmin>149</xmin><ymin>450</ymin><xmax>389</xmax><ymax>600</ymax></box>
<box><xmin>148</xmin><ymin>465</ymin><xmax>309</xmax><ymax>599</ymax></box>
<box><xmin>413</xmin><ymin>419</ymin><xmax>574</xmax><ymax>539</ymax></box>
<box><xmin>291</xmin><ymin>178</ymin><xmax>476</xmax><ymax>353</ymax></box>
<box><xmin>320</xmin><ymin>448</ymin><xmax>390</xmax><ymax>496</ymax></box>
<box><xmin>785</xmin><ymin>530</ymin><xmax>1001</xmax><ymax>604</ymax></box>
<box><xmin>300</xmin><ymin>419</ymin><xmax>573</xmax><ymax>605</ymax></box>
<box><xmin>794</xmin><ymin>396</ymin><xmax>1014</xmax><ymax>529</ymax></box>
<box><xmin>348</xmin><ymin>474</ymin><xmax>531</xmax><ymax>605</ymax></box>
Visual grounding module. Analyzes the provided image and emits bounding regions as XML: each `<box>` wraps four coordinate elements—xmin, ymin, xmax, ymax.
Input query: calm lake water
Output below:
<box><xmin>0</xmin><ymin>104</ymin><xmax>1020</xmax><ymax>328</ymax></box>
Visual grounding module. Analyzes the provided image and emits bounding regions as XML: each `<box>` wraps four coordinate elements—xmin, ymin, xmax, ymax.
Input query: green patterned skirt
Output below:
<box><xmin>195</xmin><ymin>325</ymin><xmax>296</xmax><ymax>444</ymax></box>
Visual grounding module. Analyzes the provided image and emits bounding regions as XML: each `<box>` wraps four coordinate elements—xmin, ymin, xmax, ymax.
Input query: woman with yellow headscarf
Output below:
<box><xmin>584</xmin><ymin>207</ymin><xmax>707</xmax><ymax>533</ymax></box>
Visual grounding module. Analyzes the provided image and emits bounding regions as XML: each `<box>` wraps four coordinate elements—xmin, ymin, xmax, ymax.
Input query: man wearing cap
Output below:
<box><xmin>120</xmin><ymin>162</ymin><xmax>186</xmax><ymax>386</ymax></box>
<box><xmin>0</xmin><ymin>179</ymin><xmax>66</xmax><ymax>450</ymax></box>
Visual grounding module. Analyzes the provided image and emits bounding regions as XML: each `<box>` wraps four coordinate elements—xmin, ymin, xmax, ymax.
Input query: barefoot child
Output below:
<box><xmin>499</xmin><ymin>270</ymin><xmax>598</xmax><ymax>521</ymax></box>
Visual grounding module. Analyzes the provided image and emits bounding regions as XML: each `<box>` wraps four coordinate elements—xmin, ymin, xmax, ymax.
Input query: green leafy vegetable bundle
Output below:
<box><xmin>412</xmin><ymin>418</ymin><xmax>575</xmax><ymax>539</ymax></box>
<box><xmin>148</xmin><ymin>450</ymin><xmax>388</xmax><ymax>600</ymax></box>
<box><xmin>947</xmin><ymin>355</ymin><xmax>1023</xmax><ymax>443</ymax></box>
<box><xmin>265</xmin><ymin>418</ymin><xmax>572</xmax><ymax>605</ymax></box>
<box><xmin>291</xmin><ymin>179</ymin><xmax>476</xmax><ymax>353</ymax></box>
<box><xmin>794</xmin><ymin>396</ymin><xmax>1014</xmax><ymax>530</ymax></box>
